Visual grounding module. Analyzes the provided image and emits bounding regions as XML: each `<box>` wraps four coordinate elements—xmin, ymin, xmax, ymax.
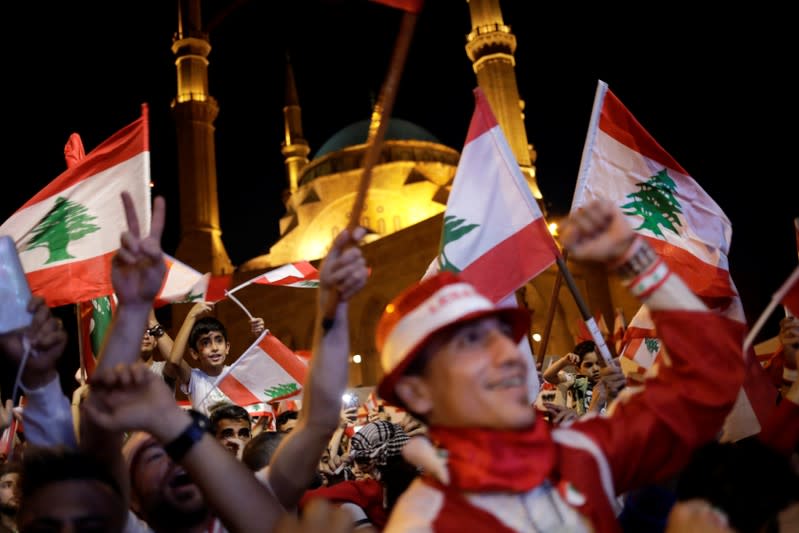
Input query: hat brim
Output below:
<box><xmin>377</xmin><ymin>306</ymin><xmax>531</xmax><ymax>408</ymax></box>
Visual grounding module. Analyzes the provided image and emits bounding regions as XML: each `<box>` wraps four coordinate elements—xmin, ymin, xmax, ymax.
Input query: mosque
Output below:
<box><xmin>169</xmin><ymin>0</ymin><xmax>639</xmax><ymax>387</ymax></box>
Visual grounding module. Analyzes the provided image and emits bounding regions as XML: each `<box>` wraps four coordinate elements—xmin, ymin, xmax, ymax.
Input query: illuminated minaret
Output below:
<box><xmin>171</xmin><ymin>0</ymin><xmax>233</xmax><ymax>275</ymax></box>
<box><xmin>281</xmin><ymin>56</ymin><xmax>310</xmax><ymax>199</ymax></box>
<box><xmin>465</xmin><ymin>0</ymin><xmax>542</xmax><ymax>201</ymax></box>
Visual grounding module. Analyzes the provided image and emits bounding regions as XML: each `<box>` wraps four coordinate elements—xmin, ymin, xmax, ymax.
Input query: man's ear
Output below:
<box><xmin>189</xmin><ymin>348</ymin><xmax>199</xmax><ymax>361</ymax></box>
<box><xmin>224</xmin><ymin>341</ymin><xmax>231</xmax><ymax>354</ymax></box>
<box><xmin>394</xmin><ymin>376</ymin><xmax>433</xmax><ymax>418</ymax></box>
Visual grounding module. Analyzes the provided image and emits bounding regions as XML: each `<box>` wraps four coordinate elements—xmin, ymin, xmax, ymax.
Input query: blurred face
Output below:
<box><xmin>0</xmin><ymin>472</ymin><xmax>20</xmax><ymax>513</ymax></box>
<box><xmin>140</xmin><ymin>330</ymin><xmax>156</xmax><ymax>355</ymax></box>
<box><xmin>131</xmin><ymin>441</ymin><xmax>205</xmax><ymax>522</ymax></box>
<box><xmin>215</xmin><ymin>419</ymin><xmax>251</xmax><ymax>460</ymax></box>
<box><xmin>578</xmin><ymin>352</ymin><xmax>601</xmax><ymax>383</ymax></box>
<box><xmin>277</xmin><ymin>417</ymin><xmax>298</xmax><ymax>434</ymax></box>
<box><xmin>400</xmin><ymin>316</ymin><xmax>534</xmax><ymax>430</ymax></box>
<box><xmin>191</xmin><ymin>331</ymin><xmax>230</xmax><ymax>372</ymax></box>
<box><xmin>17</xmin><ymin>479</ymin><xmax>126</xmax><ymax>533</ymax></box>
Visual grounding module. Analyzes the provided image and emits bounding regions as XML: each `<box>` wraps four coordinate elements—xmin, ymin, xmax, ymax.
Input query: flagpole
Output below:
<box><xmin>537</xmin><ymin>253</ymin><xmax>566</xmax><ymax>367</ymax></box>
<box><xmin>322</xmin><ymin>10</ymin><xmax>418</xmax><ymax>322</ymax></box>
<box><xmin>555</xmin><ymin>256</ymin><xmax>615</xmax><ymax>366</ymax></box>
<box><xmin>745</xmin><ymin>265</ymin><xmax>799</xmax><ymax>352</ymax></box>
<box><xmin>75</xmin><ymin>303</ymin><xmax>87</xmax><ymax>382</ymax></box>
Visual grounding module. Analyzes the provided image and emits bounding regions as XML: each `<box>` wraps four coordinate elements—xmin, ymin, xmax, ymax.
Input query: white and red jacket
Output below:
<box><xmin>385</xmin><ymin>310</ymin><xmax>746</xmax><ymax>533</ymax></box>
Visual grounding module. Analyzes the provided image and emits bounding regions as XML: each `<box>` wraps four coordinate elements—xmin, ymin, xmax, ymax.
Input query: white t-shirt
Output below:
<box><xmin>180</xmin><ymin>366</ymin><xmax>232</xmax><ymax>416</ymax></box>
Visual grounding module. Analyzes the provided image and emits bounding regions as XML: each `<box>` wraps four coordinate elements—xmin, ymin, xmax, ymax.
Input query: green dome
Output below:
<box><xmin>314</xmin><ymin>118</ymin><xmax>440</xmax><ymax>158</ymax></box>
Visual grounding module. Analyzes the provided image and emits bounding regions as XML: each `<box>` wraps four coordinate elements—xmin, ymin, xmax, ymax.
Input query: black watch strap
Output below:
<box><xmin>164</xmin><ymin>409</ymin><xmax>211</xmax><ymax>462</ymax></box>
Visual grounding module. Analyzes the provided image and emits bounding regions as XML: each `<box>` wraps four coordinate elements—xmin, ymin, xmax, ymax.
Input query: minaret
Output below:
<box><xmin>281</xmin><ymin>56</ymin><xmax>310</xmax><ymax>199</ymax></box>
<box><xmin>465</xmin><ymin>0</ymin><xmax>542</xmax><ymax>201</ymax></box>
<box><xmin>171</xmin><ymin>0</ymin><xmax>233</xmax><ymax>275</ymax></box>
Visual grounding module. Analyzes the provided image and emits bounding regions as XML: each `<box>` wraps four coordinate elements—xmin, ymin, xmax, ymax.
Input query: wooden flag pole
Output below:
<box><xmin>536</xmin><ymin>252</ymin><xmax>566</xmax><ymax>367</ymax></box>
<box><xmin>555</xmin><ymin>255</ymin><xmax>615</xmax><ymax>366</ymax></box>
<box><xmin>322</xmin><ymin>10</ymin><xmax>418</xmax><ymax>321</ymax></box>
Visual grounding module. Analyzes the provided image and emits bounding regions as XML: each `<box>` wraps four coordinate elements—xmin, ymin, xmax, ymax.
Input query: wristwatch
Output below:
<box><xmin>147</xmin><ymin>323</ymin><xmax>165</xmax><ymax>339</ymax></box>
<box><xmin>164</xmin><ymin>409</ymin><xmax>212</xmax><ymax>462</ymax></box>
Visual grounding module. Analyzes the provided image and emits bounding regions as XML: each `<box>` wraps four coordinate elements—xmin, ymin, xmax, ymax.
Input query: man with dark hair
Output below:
<box><xmin>276</xmin><ymin>409</ymin><xmax>300</xmax><ymax>434</ymax></box>
<box><xmin>16</xmin><ymin>446</ymin><xmax>127</xmax><ymax>533</ymax></box>
<box><xmin>0</xmin><ymin>462</ymin><xmax>21</xmax><ymax>533</ymax></box>
<box><xmin>209</xmin><ymin>403</ymin><xmax>252</xmax><ymax>460</ymax></box>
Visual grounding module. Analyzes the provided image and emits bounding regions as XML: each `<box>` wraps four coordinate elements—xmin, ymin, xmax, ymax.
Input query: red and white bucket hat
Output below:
<box><xmin>376</xmin><ymin>271</ymin><xmax>530</xmax><ymax>406</ymax></box>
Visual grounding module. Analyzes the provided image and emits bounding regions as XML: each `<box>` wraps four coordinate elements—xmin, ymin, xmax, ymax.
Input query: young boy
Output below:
<box><xmin>167</xmin><ymin>304</ymin><xmax>265</xmax><ymax>415</ymax></box>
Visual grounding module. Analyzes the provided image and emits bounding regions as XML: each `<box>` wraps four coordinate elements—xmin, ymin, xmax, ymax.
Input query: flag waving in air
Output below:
<box><xmin>215</xmin><ymin>330</ymin><xmax>308</xmax><ymax>410</ymax></box>
<box><xmin>435</xmin><ymin>87</ymin><xmax>559</xmax><ymax>303</ymax></box>
<box><xmin>0</xmin><ymin>106</ymin><xmax>151</xmax><ymax>307</ymax></box>
<box><xmin>571</xmin><ymin>81</ymin><xmax>735</xmax><ymax>303</ymax></box>
<box><xmin>426</xmin><ymin>87</ymin><xmax>559</xmax><ymax>403</ymax></box>
<box><xmin>227</xmin><ymin>261</ymin><xmax>320</xmax><ymax>296</ymax></box>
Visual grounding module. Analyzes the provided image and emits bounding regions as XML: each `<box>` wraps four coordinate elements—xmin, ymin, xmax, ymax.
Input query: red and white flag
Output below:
<box><xmin>424</xmin><ymin>88</ymin><xmax>558</xmax><ymax>402</ymax></box>
<box><xmin>153</xmin><ymin>254</ymin><xmax>209</xmax><ymax>307</ymax></box>
<box><xmin>571</xmin><ymin>81</ymin><xmax>735</xmax><ymax>303</ymax></box>
<box><xmin>228</xmin><ymin>261</ymin><xmax>320</xmax><ymax>295</ymax></box>
<box><xmin>215</xmin><ymin>330</ymin><xmax>308</xmax><ymax>409</ymax></box>
<box><xmin>0</xmin><ymin>107</ymin><xmax>151</xmax><ymax>307</ymax></box>
<box><xmin>434</xmin><ymin>87</ymin><xmax>559</xmax><ymax>303</ymax></box>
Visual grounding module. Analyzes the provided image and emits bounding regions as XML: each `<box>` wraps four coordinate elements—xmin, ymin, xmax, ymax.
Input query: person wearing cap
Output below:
<box><xmin>376</xmin><ymin>199</ymin><xmax>746</xmax><ymax>533</ymax></box>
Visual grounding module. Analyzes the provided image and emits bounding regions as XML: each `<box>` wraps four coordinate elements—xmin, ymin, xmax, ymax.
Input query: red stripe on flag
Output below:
<box><xmin>460</xmin><ymin>217</ymin><xmax>558</xmax><ymax>303</ymax></box>
<box><xmin>646</xmin><ymin>238</ymin><xmax>735</xmax><ymax>300</ymax></box>
<box><xmin>598</xmin><ymin>89</ymin><xmax>688</xmax><ymax>176</ymax></box>
<box><xmin>260</xmin><ymin>334</ymin><xmax>308</xmax><ymax>385</ymax></box>
<box><xmin>20</xmin><ymin>114</ymin><xmax>149</xmax><ymax>211</ymax></box>
<box><xmin>217</xmin><ymin>374</ymin><xmax>263</xmax><ymax>406</ymax></box>
<box><xmin>26</xmin><ymin>251</ymin><xmax>116</xmax><ymax>307</ymax></box>
<box><xmin>464</xmin><ymin>88</ymin><xmax>499</xmax><ymax>145</ymax></box>
<box><xmin>206</xmin><ymin>274</ymin><xmax>232</xmax><ymax>302</ymax></box>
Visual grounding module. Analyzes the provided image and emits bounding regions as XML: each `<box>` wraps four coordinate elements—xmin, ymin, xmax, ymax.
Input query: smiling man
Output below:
<box><xmin>376</xmin><ymin>199</ymin><xmax>746</xmax><ymax>533</ymax></box>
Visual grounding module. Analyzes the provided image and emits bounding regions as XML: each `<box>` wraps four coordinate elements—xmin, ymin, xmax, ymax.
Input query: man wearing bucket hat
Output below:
<box><xmin>377</xmin><ymin>199</ymin><xmax>746</xmax><ymax>533</ymax></box>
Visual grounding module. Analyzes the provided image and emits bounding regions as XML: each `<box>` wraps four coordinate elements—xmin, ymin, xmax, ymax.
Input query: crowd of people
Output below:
<box><xmin>0</xmin><ymin>193</ymin><xmax>797</xmax><ymax>532</ymax></box>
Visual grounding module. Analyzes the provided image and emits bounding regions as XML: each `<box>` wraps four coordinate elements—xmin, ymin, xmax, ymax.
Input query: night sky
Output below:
<box><xmin>3</xmin><ymin>1</ymin><xmax>796</xmax><ymax>345</ymax></box>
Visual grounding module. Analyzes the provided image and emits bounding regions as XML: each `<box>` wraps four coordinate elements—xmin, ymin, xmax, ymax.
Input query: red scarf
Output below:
<box><xmin>428</xmin><ymin>419</ymin><xmax>555</xmax><ymax>492</ymax></box>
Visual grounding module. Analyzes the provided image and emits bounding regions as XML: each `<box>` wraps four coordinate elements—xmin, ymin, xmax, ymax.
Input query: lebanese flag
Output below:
<box><xmin>215</xmin><ymin>330</ymin><xmax>308</xmax><ymax>407</ymax></box>
<box><xmin>435</xmin><ymin>87</ymin><xmax>559</xmax><ymax>303</ymax></box>
<box><xmin>0</xmin><ymin>107</ymin><xmax>151</xmax><ymax>307</ymax></box>
<box><xmin>619</xmin><ymin>306</ymin><xmax>662</xmax><ymax>372</ymax></box>
<box><xmin>153</xmin><ymin>254</ymin><xmax>209</xmax><ymax>307</ymax></box>
<box><xmin>77</xmin><ymin>295</ymin><xmax>117</xmax><ymax>377</ymax></box>
<box><xmin>237</xmin><ymin>261</ymin><xmax>320</xmax><ymax>292</ymax></box>
<box><xmin>571</xmin><ymin>81</ymin><xmax>735</xmax><ymax>302</ymax></box>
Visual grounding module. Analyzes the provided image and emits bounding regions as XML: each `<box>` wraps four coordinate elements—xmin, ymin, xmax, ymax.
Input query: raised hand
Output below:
<box><xmin>0</xmin><ymin>296</ymin><xmax>67</xmax><ymax>388</ymax></box>
<box><xmin>319</xmin><ymin>227</ymin><xmax>369</xmax><ymax>310</ymax></box>
<box><xmin>250</xmin><ymin>317</ymin><xmax>265</xmax><ymax>337</ymax></box>
<box><xmin>83</xmin><ymin>362</ymin><xmax>179</xmax><ymax>439</ymax></box>
<box><xmin>111</xmin><ymin>192</ymin><xmax>166</xmax><ymax>307</ymax></box>
<box><xmin>779</xmin><ymin>316</ymin><xmax>799</xmax><ymax>366</ymax></box>
<box><xmin>560</xmin><ymin>199</ymin><xmax>635</xmax><ymax>264</ymax></box>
